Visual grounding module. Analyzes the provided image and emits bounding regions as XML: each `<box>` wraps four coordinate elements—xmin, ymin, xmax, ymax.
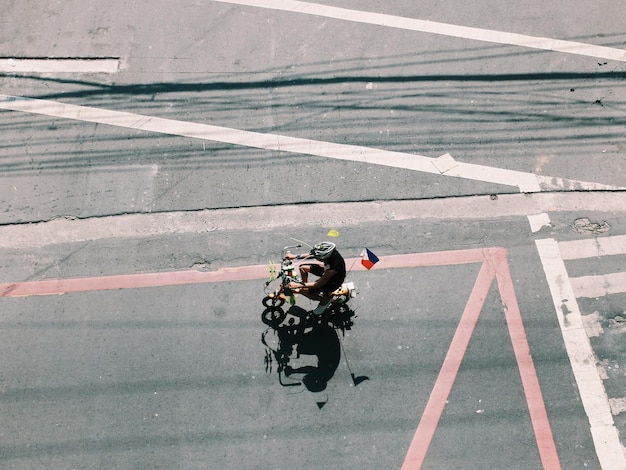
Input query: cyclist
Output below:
<box><xmin>286</xmin><ymin>242</ymin><xmax>346</xmax><ymax>315</ymax></box>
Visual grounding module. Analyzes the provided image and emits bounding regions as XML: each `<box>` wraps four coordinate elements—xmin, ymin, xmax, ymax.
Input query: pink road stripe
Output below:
<box><xmin>402</xmin><ymin>248</ymin><xmax>560</xmax><ymax>469</ymax></box>
<box><xmin>401</xmin><ymin>259</ymin><xmax>495</xmax><ymax>469</ymax></box>
<box><xmin>375</xmin><ymin>248</ymin><xmax>488</xmax><ymax>269</ymax></box>
<box><xmin>493</xmin><ymin>250</ymin><xmax>561</xmax><ymax>469</ymax></box>
<box><xmin>0</xmin><ymin>264</ymin><xmax>270</xmax><ymax>297</ymax></box>
<box><xmin>0</xmin><ymin>250</ymin><xmax>488</xmax><ymax>298</ymax></box>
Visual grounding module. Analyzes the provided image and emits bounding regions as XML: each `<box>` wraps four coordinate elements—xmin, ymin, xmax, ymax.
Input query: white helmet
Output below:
<box><xmin>310</xmin><ymin>242</ymin><xmax>336</xmax><ymax>260</ymax></box>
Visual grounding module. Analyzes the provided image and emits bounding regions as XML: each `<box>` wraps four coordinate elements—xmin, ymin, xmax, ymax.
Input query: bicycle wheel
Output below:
<box><xmin>261</xmin><ymin>307</ymin><xmax>286</xmax><ymax>327</ymax></box>
<box><xmin>262</xmin><ymin>294</ymin><xmax>285</xmax><ymax>308</ymax></box>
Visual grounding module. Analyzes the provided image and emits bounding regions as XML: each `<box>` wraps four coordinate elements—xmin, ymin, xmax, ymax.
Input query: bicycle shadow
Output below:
<box><xmin>261</xmin><ymin>305</ymin><xmax>369</xmax><ymax>405</ymax></box>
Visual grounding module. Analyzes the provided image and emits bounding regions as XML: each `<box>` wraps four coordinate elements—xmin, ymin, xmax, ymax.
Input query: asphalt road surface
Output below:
<box><xmin>1</xmin><ymin>1</ymin><xmax>626</xmax><ymax>469</ymax></box>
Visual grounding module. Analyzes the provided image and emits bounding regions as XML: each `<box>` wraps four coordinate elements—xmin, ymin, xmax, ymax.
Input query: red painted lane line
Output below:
<box><xmin>401</xmin><ymin>248</ymin><xmax>560</xmax><ymax>469</ymax></box>
<box><xmin>401</xmin><ymin>259</ymin><xmax>495</xmax><ymax>469</ymax></box>
<box><xmin>377</xmin><ymin>248</ymin><xmax>488</xmax><ymax>268</ymax></box>
<box><xmin>493</xmin><ymin>250</ymin><xmax>561</xmax><ymax>470</ymax></box>
<box><xmin>0</xmin><ymin>264</ymin><xmax>270</xmax><ymax>297</ymax></box>
<box><xmin>0</xmin><ymin>250</ymin><xmax>487</xmax><ymax>298</ymax></box>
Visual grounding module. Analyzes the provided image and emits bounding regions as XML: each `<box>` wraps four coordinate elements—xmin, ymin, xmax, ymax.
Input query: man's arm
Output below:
<box><xmin>285</xmin><ymin>252</ymin><xmax>313</xmax><ymax>261</ymax></box>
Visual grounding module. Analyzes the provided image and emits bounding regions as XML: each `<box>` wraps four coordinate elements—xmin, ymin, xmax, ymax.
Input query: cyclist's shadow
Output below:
<box><xmin>263</xmin><ymin>305</ymin><xmax>369</xmax><ymax>394</ymax></box>
<box><xmin>284</xmin><ymin>307</ymin><xmax>341</xmax><ymax>392</ymax></box>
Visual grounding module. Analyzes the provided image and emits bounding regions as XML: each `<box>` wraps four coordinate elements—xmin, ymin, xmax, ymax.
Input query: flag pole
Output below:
<box><xmin>346</xmin><ymin>249</ymin><xmax>363</xmax><ymax>276</ymax></box>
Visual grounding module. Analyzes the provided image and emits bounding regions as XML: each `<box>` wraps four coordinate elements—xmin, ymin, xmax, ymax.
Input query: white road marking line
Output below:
<box><xmin>610</xmin><ymin>398</ymin><xmax>626</xmax><ymax>416</ymax></box>
<box><xmin>0</xmin><ymin>58</ymin><xmax>119</xmax><ymax>74</ymax></box>
<box><xmin>1</xmin><ymin>94</ymin><xmax>622</xmax><ymax>193</ymax></box>
<box><xmin>535</xmin><ymin>238</ymin><xmax>626</xmax><ymax>470</ymax></box>
<box><xmin>559</xmin><ymin>235</ymin><xmax>626</xmax><ymax>260</ymax></box>
<box><xmin>582</xmin><ymin>312</ymin><xmax>604</xmax><ymax>338</ymax></box>
<box><xmin>570</xmin><ymin>272</ymin><xmax>626</xmax><ymax>298</ymax></box>
<box><xmin>211</xmin><ymin>0</ymin><xmax>626</xmax><ymax>62</ymax></box>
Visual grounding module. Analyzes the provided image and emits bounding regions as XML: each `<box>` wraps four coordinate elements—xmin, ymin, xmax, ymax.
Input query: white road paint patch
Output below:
<box><xmin>609</xmin><ymin>398</ymin><xmax>626</xmax><ymax>416</ymax></box>
<box><xmin>582</xmin><ymin>311</ymin><xmax>604</xmax><ymax>338</ymax></box>
<box><xmin>535</xmin><ymin>238</ymin><xmax>626</xmax><ymax>470</ymax></box>
<box><xmin>527</xmin><ymin>213</ymin><xmax>551</xmax><ymax>233</ymax></box>
<box><xmin>431</xmin><ymin>153</ymin><xmax>458</xmax><ymax>174</ymax></box>
<box><xmin>0</xmin><ymin>58</ymin><xmax>119</xmax><ymax>73</ymax></box>
<box><xmin>210</xmin><ymin>0</ymin><xmax>626</xmax><ymax>62</ymax></box>
<box><xmin>1</xmin><ymin>94</ymin><xmax>622</xmax><ymax>193</ymax></box>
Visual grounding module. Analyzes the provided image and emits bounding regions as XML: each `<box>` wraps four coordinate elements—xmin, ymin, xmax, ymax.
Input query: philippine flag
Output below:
<box><xmin>360</xmin><ymin>248</ymin><xmax>379</xmax><ymax>270</ymax></box>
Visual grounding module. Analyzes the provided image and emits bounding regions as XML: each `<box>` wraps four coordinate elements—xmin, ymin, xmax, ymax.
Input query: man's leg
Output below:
<box><xmin>312</xmin><ymin>293</ymin><xmax>331</xmax><ymax>315</ymax></box>
<box><xmin>299</xmin><ymin>263</ymin><xmax>324</xmax><ymax>283</ymax></box>
<box><xmin>299</xmin><ymin>264</ymin><xmax>310</xmax><ymax>284</ymax></box>
<box><xmin>299</xmin><ymin>290</ymin><xmax>326</xmax><ymax>302</ymax></box>
<box><xmin>312</xmin><ymin>277</ymin><xmax>345</xmax><ymax>315</ymax></box>
<box><xmin>298</xmin><ymin>264</ymin><xmax>327</xmax><ymax>303</ymax></box>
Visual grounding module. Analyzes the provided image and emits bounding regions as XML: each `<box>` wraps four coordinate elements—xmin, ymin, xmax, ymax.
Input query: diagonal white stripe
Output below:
<box><xmin>0</xmin><ymin>93</ymin><xmax>540</xmax><ymax>191</ymax></box>
<box><xmin>0</xmin><ymin>94</ymin><xmax>622</xmax><ymax>193</ymax></box>
<box><xmin>211</xmin><ymin>0</ymin><xmax>626</xmax><ymax>62</ymax></box>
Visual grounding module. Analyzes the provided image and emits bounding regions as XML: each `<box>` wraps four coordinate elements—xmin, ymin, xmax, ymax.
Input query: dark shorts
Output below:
<box><xmin>304</xmin><ymin>263</ymin><xmax>345</xmax><ymax>295</ymax></box>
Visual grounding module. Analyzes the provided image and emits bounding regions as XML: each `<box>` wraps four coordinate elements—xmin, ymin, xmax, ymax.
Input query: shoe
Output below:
<box><xmin>313</xmin><ymin>302</ymin><xmax>330</xmax><ymax>315</ymax></box>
